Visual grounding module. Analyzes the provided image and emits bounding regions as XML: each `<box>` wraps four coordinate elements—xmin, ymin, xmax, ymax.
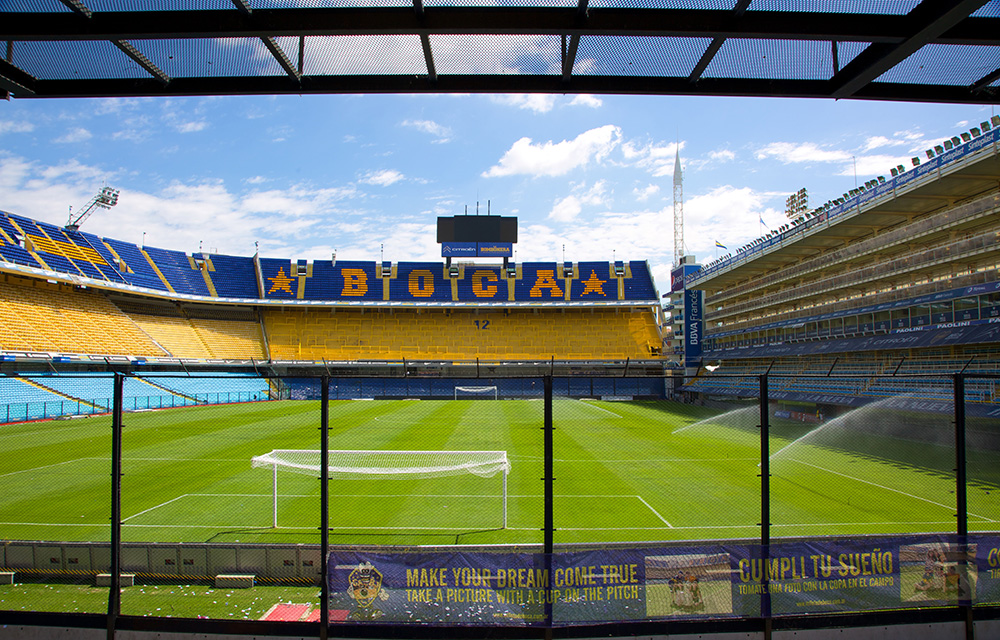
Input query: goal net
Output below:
<box><xmin>454</xmin><ymin>385</ymin><xmax>498</xmax><ymax>400</ymax></box>
<box><xmin>251</xmin><ymin>449</ymin><xmax>510</xmax><ymax>528</ymax></box>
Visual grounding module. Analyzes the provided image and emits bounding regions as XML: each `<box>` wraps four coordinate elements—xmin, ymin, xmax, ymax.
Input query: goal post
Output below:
<box><xmin>454</xmin><ymin>385</ymin><xmax>498</xmax><ymax>400</ymax></box>
<box><xmin>251</xmin><ymin>449</ymin><xmax>510</xmax><ymax>529</ymax></box>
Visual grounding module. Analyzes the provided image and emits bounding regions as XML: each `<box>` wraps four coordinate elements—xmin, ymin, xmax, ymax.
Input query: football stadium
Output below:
<box><xmin>0</xmin><ymin>117</ymin><xmax>998</xmax><ymax>636</ymax></box>
<box><xmin>3</xmin><ymin>2</ymin><xmax>1000</xmax><ymax>640</ymax></box>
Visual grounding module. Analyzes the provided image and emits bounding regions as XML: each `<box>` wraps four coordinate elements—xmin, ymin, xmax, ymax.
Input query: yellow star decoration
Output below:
<box><xmin>267</xmin><ymin>267</ymin><xmax>295</xmax><ymax>295</ymax></box>
<box><xmin>580</xmin><ymin>270</ymin><xmax>607</xmax><ymax>296</ymax></box>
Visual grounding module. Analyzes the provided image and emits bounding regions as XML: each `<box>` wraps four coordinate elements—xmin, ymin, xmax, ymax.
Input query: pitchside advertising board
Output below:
<box><xmin>328</xmin><ymin>533</ymin><xmax>1000</xmax><ymax>625</ymax></box>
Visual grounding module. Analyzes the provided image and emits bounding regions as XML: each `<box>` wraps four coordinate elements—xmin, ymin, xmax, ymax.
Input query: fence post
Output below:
<box><xmin>759</xmin><ymin>374</ymin><xmax>772</xmax><ymax>640</ymax></box>
<box><xmin>107</xmin><ymin>373</ymin><xmax>124</xmax><ymax>640</ymax></box>
<box><xmin>320</xmin><ymin>376</ymin><xmax>330</xmax><ymax>640</ymax></box>
<box><xmin>543</xmin><ymin>375</ymin><xmax>554</xmax><ymax>634</ymax></box>
<box><xmin>953</xmin><ymin>374</ymin><xmax>973</xmax><ymax>640</ymax></box>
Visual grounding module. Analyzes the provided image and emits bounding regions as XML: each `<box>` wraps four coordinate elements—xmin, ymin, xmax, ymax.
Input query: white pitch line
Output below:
<box><xmin>577</xmin><ymin>399</ymin><xmax>624</xmax><ymax>418</ymax></box>
<box><xmin>636</xmin><ymin>495</ymin><xmax>673</xmax><ymax>528</ymax></box>
<box><xmin>786</xmin><ymin>459</ymin><xmax>997</xmax><ymax>523</ymax></box>
<box><xmin>0</xmin><ymin>457</ymin><xmax>99</xmax><ymax>479</ymax></box>
<box><xmin>122</xmin><ymin>494</ymin><xmax>190</xmax><ymax>522</ymax></box>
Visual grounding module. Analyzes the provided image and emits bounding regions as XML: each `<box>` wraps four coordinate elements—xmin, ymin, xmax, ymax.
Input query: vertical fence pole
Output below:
<box><xmin>320</xmin><ymin>376</ymin><xmax>330</xmax><ymax>640</ymax></box>
<box><xmin>953</xmin><ymin>374</ymin><xmax>973</xmax><ymax>640</ymax></box>
<box><xmin>543</xmin><ymin>375</ymin><xmax>554</xmax><ymax>635</ymax></box>
<box><xmin>759</xmin><ymin>374</ymin><xmax>771</xmax><ymax>640</ymax></box>
<box><xmin>107</xmin><ymin>373</ymin><xmax>124</xmax><ymax>640</ymax></box>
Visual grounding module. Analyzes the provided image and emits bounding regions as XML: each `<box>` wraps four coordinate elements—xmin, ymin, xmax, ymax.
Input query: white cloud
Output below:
<box><xmin>175</xmin><ymin>121</ymin><xmax>209</xmax><ymax>133</ymax></box>
<box><xmin>359</xmin><ymin>169</ymin><xmax>405</xmax><ymax>186</ymax></box>
<box><xmin>549</xmin><ymin>196</ymin><xmax>583</xmax><ymax>222</ymax></box>
<box><xmin>633</xmin><ymin>184</ymin><xmax>660</xmax><ymax>202</ymax></box>
<box><xmin>53</xmin><ymin>128</ymin><xmax>93</xmax><ymax>144</ymax></box>
<box><xmin>489</xmin><ymin>94</ymin><xmax>558</xmax><ymax>113</ymax></box>
<box><xmin>838</xmin><ymin>154</ymin><xmax>912</xmax><ymax>178</ymax></box>
<box><xmin>682</xmin><ymin>185</ymin><xmax>787</xmax><ymax>259</ymax></box>
<box><xmin>548</xmin><ymin>181</ymin><xmax>611</xmax><ymax>222</ymax></box>
<box><xmin>0</xmin><ymin>153</ymin><xmax>366</xmax><ymax>258</ymax></box>
<box><xmin>708</xmin><ymin>149</ymin><xmax>735</xmax><ymax>162</ymax></box>
<box><xmin>0</xmin><ymin>120</ymin><xmax>35</xmax><ymax>135</ymax></box>
<box><xmin>862</xmin><ymin>135</ymin><xmax>899</xmax><ymax>151</ymax></box>
<box><xmin>489</xmin><ymin>93</ymin><xmax>603</xmax><ymax>113</ymax></box>
<box><xmin>754</xmin><ymin>142</ymin><xmax>852</xmax><ymax>164</ymax></box>
<box><xmin>483</xmin><ymin>125</ymin><xmax>622</xmax><ymax>178</ymax></box>
<box><xmin>570</xmin><ymin>95</ymin><xmax>603</xmax><ymax>109</ymax></box>
<box><xmin>402</xmin><ymin>119</ymin><xmax>453</xmax><ymax>143</ymax></box>
<box><xmin>621</xmin><ymin>140</ymin><xmax>682</xmax><ymax>177</ymax></box>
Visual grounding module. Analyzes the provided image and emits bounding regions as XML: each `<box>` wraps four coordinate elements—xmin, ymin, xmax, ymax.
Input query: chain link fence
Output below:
<box><xmin>0</xmin><ymin>370</ymin><xmax>996</xmax><ymax>628</ymax></box>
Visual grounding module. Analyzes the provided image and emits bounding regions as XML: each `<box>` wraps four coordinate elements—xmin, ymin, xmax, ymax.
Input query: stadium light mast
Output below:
<box><xmin>673</xmin><ymin>147</ymin><xmax>684</xmax><ymax>266</ymax></box>
<box><xmin>66</xmin><ymin>186</ymin><xmax>120</xmax><ymax>231</ymax></box>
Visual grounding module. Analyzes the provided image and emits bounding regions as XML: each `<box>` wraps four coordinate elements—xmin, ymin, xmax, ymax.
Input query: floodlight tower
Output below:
<box><xmin>65</xmin><ymin>186</ymin><xmax>120</xmax><ymax>231</ymax></box>
<box><xmin>672</xmin><ymin>147</ymin><xmax>683</xmax><ymax>266</ymax></box>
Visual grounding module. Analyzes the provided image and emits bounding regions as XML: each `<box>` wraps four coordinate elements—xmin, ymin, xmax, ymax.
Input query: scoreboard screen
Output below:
<box><xmin>437</xmin><ymin>216</ymin><xmax>517</xmax><ymax>243</ymax></box>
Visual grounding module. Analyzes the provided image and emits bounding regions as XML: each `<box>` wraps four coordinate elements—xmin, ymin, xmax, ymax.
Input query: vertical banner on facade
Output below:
<box><xmin>684</xmin><ymin>289</ymin><xmax>704</xmax><ymax>366</ymax></box>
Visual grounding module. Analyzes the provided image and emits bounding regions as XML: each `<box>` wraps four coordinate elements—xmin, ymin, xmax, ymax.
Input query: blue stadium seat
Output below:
<box><xmin>205</xmin><ymin>253</ymin><xmax>258</xmax><ymax>298</ymax></box>
<box><xmin>102</xmin><ymin>237</ymin><xmax>170</xmax><ymax>291</ymax></box>
<box><xmin>390</xmin><ymin>263</ymin><xmax>451</xmax><ymax>301</ymax></box>
<box><xmin>624</xmin><ymin>261</ymin><xmax>658</xmax><ymax>300</ymax></box>
<box><xmin>144</xmin><ymin>246</ymin><xmax>211</xmax><ymax>296</ymax></box>
<box><xmin>570</xmin><ymin>262</ymin><xmax>615</xmax><ymax>301</ymax></box>
<box><xmin>456</xmin><ymin>266</ymin><xmax>507</xmax><ymax>302</ymax></box>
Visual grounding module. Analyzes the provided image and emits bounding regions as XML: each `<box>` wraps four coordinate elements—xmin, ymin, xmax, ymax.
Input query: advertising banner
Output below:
<box><xmin>441</xmin><ymin>242</ymin><xmax>478</xmax><ymax>257</ymax></box>
<box><xmin>329</xmin><ymin>534</ymin><xmax>992</xmax><ymax>626</ymax></box>
<box><xmin>478</xmin><ymin>242</ymin><xmax>513</xmax><ymax>257</ymax></box>
<box><xmin>684</xmin><ymin>289</ymin><xmax>704</xmax><ymax>366</ymax></box>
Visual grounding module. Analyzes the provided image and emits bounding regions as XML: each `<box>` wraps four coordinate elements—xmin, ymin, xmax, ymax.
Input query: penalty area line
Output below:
<box><xmin>636</xmin><ymin>495</ymin><xmax>673</xmax><ymax>528</ymax></box>
<box><xmin>786</xmin><ymin>459</ymin><xmax>997</xmax><ymax>523</ymax></box>
<box><xmin>576</xmin><ymin>399</ymin><xmax>624</xmax><ymax>418</ymax></box>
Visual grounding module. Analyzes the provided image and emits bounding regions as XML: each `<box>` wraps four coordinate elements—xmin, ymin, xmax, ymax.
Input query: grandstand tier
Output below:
<box><xmin>0</xmin><ymin>211</ymin><xmax>664</xmax><ymax>363</ymax></box>
<box><xmin>263</xmin><ymin>307</ymin><xmax>662</xmax><ymax>361</ymax></box>
<box><xmin>677</xmin><ymin>117</ymin><xmax>1000</xmax><ymax>411</ymax></box>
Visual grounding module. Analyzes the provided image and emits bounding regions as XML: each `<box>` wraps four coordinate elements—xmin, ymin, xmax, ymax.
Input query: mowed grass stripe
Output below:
<box><xmin>1</xmin><ymin>398</ymin><xmax>994</xmax><ymax>545</ymax></box>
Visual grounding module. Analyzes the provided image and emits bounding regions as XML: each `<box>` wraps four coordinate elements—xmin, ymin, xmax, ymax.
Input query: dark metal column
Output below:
<box><xmin>759</xmin><ymin>374</ymin><xmax>771</xmax><ymax>640</ymax></box>
<box><xmin>954</xmin><ymin>374</ymin><xmax>974</xmax><ymax>640</ymax></box>
<box><xmin>107</xmin><ymin>373</ymin><xmax>124</xmax><ymax>640</ymax></box>
<box><xmin>320</xmin><ymin>376</ymin><xmax>330</xmax><ymax>640</ymax></box>
<box><xmin>543</xmin><ymin>375</ymin><xmax>554</xmax><ymax>636</ymax></box>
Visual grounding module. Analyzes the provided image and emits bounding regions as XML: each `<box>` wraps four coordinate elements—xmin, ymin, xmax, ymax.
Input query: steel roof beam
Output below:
<box><xmin>2</xmin><ymin>8</ymin><xmax>995</xmax><ymax>43</ymax></box>
<box><xmin>261</xmin><ymin>36</ymin><xmax>301</xmax><ymax>81</ymax></box>
<box><xmin>10</xmin><ymin>74</ymin><xmax>1000</xmax><ymax>104</ymax></box>
<box><xmin>0</xmin><ymin>58</ymin><xmax>37</xmax><ymax>97</ymax></box>
<box><xmin>688</xmin><ymin>0</ymin><xmax>751</xmax><ymax>83</ymax></box>
<box><xmin>110</xmin><ymin>40</ymin><xmax>170</xmax><ymax>85</ymax></box>
<box><xmin>413</xmin><ymin>0</ymin><xmax>437</xmax><ymax>81</ymax></box>
<box><xmin>830</xmin><ymin>0</ymin><xmax>990</xmax><ymax>99</ymax></box>
<box><xmin>56</xmin><ymin>0</ymin><xmax>93</xmax><ymax>18</ymax></box>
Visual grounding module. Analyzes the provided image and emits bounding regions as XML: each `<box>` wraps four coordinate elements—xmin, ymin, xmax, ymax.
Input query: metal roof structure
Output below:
<box><xmin>1</xmin><ymin>0</ymin><xmax>999</xmax><ymax>102</ymax></box>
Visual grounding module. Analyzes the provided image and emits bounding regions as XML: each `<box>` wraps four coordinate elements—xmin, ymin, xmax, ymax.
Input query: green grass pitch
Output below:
<box><xmin>0</xmin><ymin>397</ymin><xmax>997</xmax><ymax>547</ymax></box>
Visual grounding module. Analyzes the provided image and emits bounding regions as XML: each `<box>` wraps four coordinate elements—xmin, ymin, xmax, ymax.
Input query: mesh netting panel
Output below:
<box><xmin>252</xmin><ymin>449</ymin><xmax>510</xmax><ymax>478</ymax></box>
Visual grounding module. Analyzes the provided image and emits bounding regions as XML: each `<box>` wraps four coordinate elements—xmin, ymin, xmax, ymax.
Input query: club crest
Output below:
<box><xmin>348</xmin><ymin>561</ymin><xmax>384</xmax><ymax>607</ymax></box>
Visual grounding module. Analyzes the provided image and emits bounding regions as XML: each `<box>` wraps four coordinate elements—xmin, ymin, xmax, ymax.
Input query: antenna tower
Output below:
<box><xmin>672</xmin><ymin>147</ymin><xmax>683</xmax><ymax>266</ymax></box>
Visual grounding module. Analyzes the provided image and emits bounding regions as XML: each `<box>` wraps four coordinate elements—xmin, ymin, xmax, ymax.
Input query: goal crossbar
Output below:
<box><xmin>454</xmin><ymin>385</ymin><xmax>498</xmax><ymax>400</ymax></box>
<box><xmin>251</xmin><ymin>449</ymin><xmax>510</xmax><ymax>528</ymax></box>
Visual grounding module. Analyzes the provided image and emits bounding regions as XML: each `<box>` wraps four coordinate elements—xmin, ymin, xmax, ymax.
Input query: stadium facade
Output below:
<box><xmin>680</xmin><ymin>116</ymin><xmax>1000</xmax><ymax>418</ymax></box>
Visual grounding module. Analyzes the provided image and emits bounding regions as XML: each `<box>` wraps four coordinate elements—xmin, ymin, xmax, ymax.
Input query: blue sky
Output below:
<box><xmin>0</xmin><ymin>93</ymin><xmax>993</xmax><ymax>293</ymax></box>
